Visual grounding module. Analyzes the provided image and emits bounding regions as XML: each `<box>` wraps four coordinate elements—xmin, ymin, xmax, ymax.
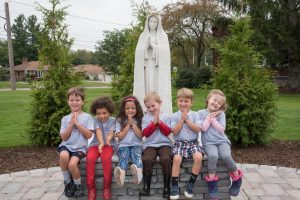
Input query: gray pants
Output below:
<box><xmin>204</xmin><ymin>142</ymin><xmax>237</xmax><ymax>174</ymax></box>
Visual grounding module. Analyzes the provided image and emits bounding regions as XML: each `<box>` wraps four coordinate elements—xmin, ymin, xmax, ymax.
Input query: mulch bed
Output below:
<box><xmin>0</xmin><ymin>140</ymin><xmax>299</xmax><ymax>174</ymax></box>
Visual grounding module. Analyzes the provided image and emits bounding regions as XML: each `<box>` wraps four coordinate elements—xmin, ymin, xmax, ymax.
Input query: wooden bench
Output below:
<box><xmin>78</xmin><ymin>154</ymin><xmax>231</xmax><ymax>200</ymax></box>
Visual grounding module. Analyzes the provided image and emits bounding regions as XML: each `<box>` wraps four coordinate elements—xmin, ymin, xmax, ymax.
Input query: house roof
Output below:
<box><xmin>74</xmin><ymin>64</ymin><xmax>105</xmax><ymax>75</ymax></box>
<box><xmin>14</xmin><ymin>61</ymin><xmax>49</xmax><ymax>72</ymax></box>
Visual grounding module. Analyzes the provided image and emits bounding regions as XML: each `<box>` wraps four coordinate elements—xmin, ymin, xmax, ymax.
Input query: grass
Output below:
<box><xmin>0</xmin><ymin>80</ymin><xmax>111</xmax><ymax>89</ymax></box>
<box><xmin>272</xmin><ymin>94</ymin><xmax>300</xmax><ymax>140</ymax></box>
<box><xmin>0</xmin><ymin>88</ymin><xmax>111</xmax><ymax>147</ymax></box>
<box><xmin>80</xmin><ymin>80</ymin><xmax>111</xmax><ymax>87</ymax></box>
<box><xmin>0</xmin><ymin>81</ymin><xmax>30</xmax><ymax>89</ymax></box>
<box><xmin>0</xmin><ymin>88</ymin><xmax>299</xmax><ymax>147</ymax></box>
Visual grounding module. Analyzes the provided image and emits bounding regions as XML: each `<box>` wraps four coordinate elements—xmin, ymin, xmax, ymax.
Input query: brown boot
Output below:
<box><xmin>87</xmin><ymin>184</ymin><xmax>96</xmax><ymax>200</ymax></box>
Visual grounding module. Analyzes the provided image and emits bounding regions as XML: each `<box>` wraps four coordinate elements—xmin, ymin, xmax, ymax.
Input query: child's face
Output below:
<box><xmin>145</xmin><ymin>99</ymin><xmax>161</xmax><ymax>115</ymax></box>
<box><xmin>207</xmin><ymin>94</ymin><xmax>224</xmax><ymax>112</ymax></box>
<box><xmin>177</xmin><ymin>97</ymin><xmax>193</xmax><ymax>112</ymax></box>
<box><xmin>96</xmin><ymin>108</ymin><xmax>110</xmax><ymax>122</ymax></box>
<box><xmin>125</xmin><ymin>101</ymin><xmax>137</xmax><ymax>118</ymax></box>
<box><xmin>68</xmin><ymin>94</ymin><xmax>84</xmax><ymax>112</ymax></box>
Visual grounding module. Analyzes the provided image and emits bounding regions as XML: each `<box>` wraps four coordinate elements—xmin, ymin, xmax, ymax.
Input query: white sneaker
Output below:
<box><xmin>137</xmin><ymin>169</ymin><xmax>143</xmax><ymax>184</ymax></box>
<box><xmin>114</xmin><ymin>166</ymin><xmax>125</xmax><ymax>186</ymax></box>
<box><xmin>130</xmin><ymin>164</ymin><xmax>138</xmax><ymax>184</ymax></box>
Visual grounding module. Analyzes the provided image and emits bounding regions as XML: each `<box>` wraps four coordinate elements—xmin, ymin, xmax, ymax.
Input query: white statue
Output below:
<box><xmin>133</xmin><ymin>14</ymin><xmax>172</xmax><ymax>114</ymax></box>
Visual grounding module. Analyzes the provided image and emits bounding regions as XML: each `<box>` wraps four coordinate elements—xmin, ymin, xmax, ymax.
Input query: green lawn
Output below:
<box><xmin>80</xmin><ymin>80</ymin><xmax>111</xmax><ymax>87</ymax></box>
<box><xmin>0</xmin><ymin>88</ymin><xmax>299</xmax><ymax>147</ymax></box>
<box><xmin>0</xmin><ymin>88</ymin><xmax>111</xmax><ymax>147</ymax></box>
<box><xmin>272</xmin><ymin>94</ymin><xmax>300</xmax><ymax>140</ymax></box>
<box><xmin>0</xmin><ymin>80</ymin><xmax>111</xmax><ymax>89</ymax></box>
<box><xmin>0</xmin><ymin>81</ymin><xmax>30</xmax><ymax>89</ymax></box>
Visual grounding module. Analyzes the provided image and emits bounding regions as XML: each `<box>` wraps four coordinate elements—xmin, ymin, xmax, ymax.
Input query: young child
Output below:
<box><xmin>57</xmin><ymin>87</ymin><xmax>94</xmax><ymax>198</ymax></box>
<box><xmin>139</xmin><ymin>92</ymin><xmax>173</xmax><ymax>198</ymax></box>
<box><xmin>114</xmin><ymin>96</ymin><xmax>144</xmax><ymax>187</ymax></box>
<box><xmin>170</xmin><ymin>88</ymin><xmax>203</xmax><ymax>200</ymax></box>
<box><xmin>86</xmin><ymin>96</ymin><xmax>116</xmax><ymax>200</ymax></box>
<box><xmin>199</xmin><ymin>89</ymin><xmax>243</xmax><ymax>199</ymax></box>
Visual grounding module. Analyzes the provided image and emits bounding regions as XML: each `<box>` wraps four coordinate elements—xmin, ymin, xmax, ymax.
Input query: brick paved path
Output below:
<box><xmin>0</xmin><ymin>163</ymin><xmax>299</xmax><ymax>200</ymax></box>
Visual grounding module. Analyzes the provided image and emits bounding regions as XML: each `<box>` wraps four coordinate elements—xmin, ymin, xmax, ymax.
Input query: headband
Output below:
<box><xmin>124</xmin><ymin>97</ymin><xmax>135</xmax><ymax>102</ymax></box>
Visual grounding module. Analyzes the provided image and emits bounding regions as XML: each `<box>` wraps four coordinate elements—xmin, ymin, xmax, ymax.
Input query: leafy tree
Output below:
<box><xmin>213</xmin><ymin>17</ymin><xmax>277</xmax><ymax>146</ymax></box>
<box><xmin>220</xmin><ymin>0</ymin><xmax>300</xmax><ymax>90</ymax></box>
<box><xmin>161</xmin><ymin>0</ymin><xmax>225</xmax><ymax>69</ymax></box>
<box><xmin>111</xmin><ymin>1</ymin><xmax>151</xmax><ymax>101</ymax></box>
<box><xmin>71</xmin><ymin>49</ymin><xmax>95</xmax><ymax>65</ymax></box>
<box><xmin>29</xmin><ymin>0</ymin><xmax>82</xmax><ymax>146</ymax></box>
<box><xmin>12</xmin><ymin>14</ymin><xmax>41</xmax><ymax>64</ymax></box>
<box><xmin>94</xmin><ymin>29</ymin><xmax>130</xmax><ymax>74</ymax></box>
<box><xmin>0</xmin><ymin>40</ymin><xmax>9</xmax><ymax>67</ymax></box>
<box><xmin>0</xmin><ymin>67</ymin><xmax>9</xmax><ymax>81</ymax></box>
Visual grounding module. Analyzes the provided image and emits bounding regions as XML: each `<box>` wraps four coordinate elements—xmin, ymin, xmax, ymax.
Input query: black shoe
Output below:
<box><xmin>163</xmin><ymin>176</ymin><xmax>170</xmax><ymax>198</ymax></box>
<box><xmin>139</xmin><ymin>174</ymin><xmax>151</xmax><ymax>196</ymax></box>
<box><xmin>73</xmin><ymin>184</ymin><xmax>84</xmax><ymax>197</ymax></box>
<box><xmin>64</xmin><ymin>181</ymin><xmax>75</xmax><ymax>198</ymax></box>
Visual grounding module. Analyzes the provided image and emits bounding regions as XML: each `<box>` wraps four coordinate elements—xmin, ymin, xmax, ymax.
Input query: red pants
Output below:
<box><xmin>86</xmin><ymin>145</ymin><xmax>114</xmax><ymax>186</ymax></box>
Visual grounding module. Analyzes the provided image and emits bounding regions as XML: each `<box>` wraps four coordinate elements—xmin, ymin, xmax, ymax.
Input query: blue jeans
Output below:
<box><xmin>117</xmin><ymin>146</ymin><xmax>143</xmax><ymax>170</ymax></box>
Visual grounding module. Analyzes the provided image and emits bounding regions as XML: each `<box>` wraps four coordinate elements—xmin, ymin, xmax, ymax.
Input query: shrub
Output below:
<box><xmin>212</xmin><ymin>18</ymin><xmax>277</xmax><ymax>146</ymax></box>
<box><xmin>28</xmin><ymin>0</ymin><xmax>81</xmax><ymax>146</ymax></box>
<box><xmin>174</xmin><ymin>65</ymin><xmax>212</xmax><ymax>88</ymax></box>
<box><xmin>174</xmin><ymin>67</ymin><xmax>196</xmax><ymax>88</ymax></box>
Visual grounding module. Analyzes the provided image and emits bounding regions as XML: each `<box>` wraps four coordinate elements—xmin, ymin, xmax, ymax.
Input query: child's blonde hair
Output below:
<box><xmin>206</xmin><ymin>89</ymin><xmax>228</xmax><ymax>111</ymax></box>
<box><xmin>144</xmin><ymin>91</ymin><xmax>162</xmax><ymax>104</ymax></box>
<box><xmin>177</xmin><ymin>88</ymin><xmax>194</xmax><ymax>101</ymax></box>
<box><xmin>67</xmin><ymin>87</ymin><xmax>85</xmax><ymax>101</ymax></box>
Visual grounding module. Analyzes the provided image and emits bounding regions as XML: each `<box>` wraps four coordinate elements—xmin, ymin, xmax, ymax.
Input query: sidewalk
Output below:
<box><xmin>0</xmin><ymin>163</ymin><xmax>299</xmax><ymax>200</ymax></box>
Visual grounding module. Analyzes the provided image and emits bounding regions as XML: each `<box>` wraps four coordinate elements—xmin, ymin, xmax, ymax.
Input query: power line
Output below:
<box><xmin>73</xmin><ymin>43</ymin><xmax>96</xmax><ymax>48</ymax></box>
<box><xmin>68</xmin><ymin>14</ymin><xmax>128</xmax><ymax>27</ymax></box>
<box><xmin>9</xmin><ymin>0</ymin><xmax>130</xmax><ymax>26</ymax></box>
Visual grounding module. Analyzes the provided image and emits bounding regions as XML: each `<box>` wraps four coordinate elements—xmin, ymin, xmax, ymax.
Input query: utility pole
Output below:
<box><xmin>5</xmin><ymin>2</ymin><xmax>16</xmax><ymax>90</ymax></box>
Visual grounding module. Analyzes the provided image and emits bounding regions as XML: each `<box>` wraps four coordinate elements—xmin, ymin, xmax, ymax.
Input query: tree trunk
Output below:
<box><xmin>287</xmin><ymin>0</ymin><xmax>300</xmax><ymax>90</ymax></box>
<box><xmin>288</xmin><ymin>64</ymin><xmax>300</xmax><ymax>90</ymax></box>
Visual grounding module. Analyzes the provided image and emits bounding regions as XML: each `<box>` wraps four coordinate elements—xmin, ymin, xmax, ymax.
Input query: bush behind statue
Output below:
<box><xmin>174</xmin><ymin>65</ymin><xmax>212</xmax><ymax>88</ymax></box>
<box><xmin>213</xmin><ymin>17</ymin><xmax>277</xmax><ymax>146</ymax></box>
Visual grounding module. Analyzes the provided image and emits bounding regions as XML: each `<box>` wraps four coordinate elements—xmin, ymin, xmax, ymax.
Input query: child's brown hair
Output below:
<box><xmin>117</xmin><ymin>95</ymin><xmax>144</xmax><ymax>129</ymax></box>
<box><xmin>67</xmin><ymin>87</ymin><xmax>85</xmax><ymax>101</ymax></box>
<box><xmin>90</xmin><ymin>96</ymin><xmax>115</xmax><ymax>115</ymax></box>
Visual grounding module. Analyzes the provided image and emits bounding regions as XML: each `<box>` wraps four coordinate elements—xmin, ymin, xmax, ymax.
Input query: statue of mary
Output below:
<box><xmin>133</xmin><ymin>14</ymin><xmax>172</xmax><ymax>114</ymax></box>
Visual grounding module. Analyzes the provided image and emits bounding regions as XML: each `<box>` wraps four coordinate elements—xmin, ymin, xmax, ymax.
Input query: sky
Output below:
<box><xmin>0</xmin><ymin>0</ymin><xmax>177</xmax><ymax>51</ymax></box>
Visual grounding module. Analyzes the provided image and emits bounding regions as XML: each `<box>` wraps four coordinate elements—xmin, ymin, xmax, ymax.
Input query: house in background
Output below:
<box><xmin>74</xmin><ymin>64</ymin><xmax>112</xmax><ymax>83</ymax></box>
<box><xmin>14</xmin><ymin>59</ymin><xmax>112</xmax><ymax>83</ymax></box>
<box><xmin>14</xmin><ymin>58</ymin><xmax>48</xmax><ymax>81</ymax></box>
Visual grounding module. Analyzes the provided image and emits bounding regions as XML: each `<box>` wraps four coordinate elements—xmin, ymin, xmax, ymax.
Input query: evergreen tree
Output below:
<box><xmin>12</xmin><ymin>14</ymin><xmax>41</xmax><ymax>64</ymax></box>
<box><xmin>28</xmin><ymin>0</ymin><xmax>82</xmax><ymax>146</ymax></box>
<box><xmin>12</xmin><ymin>14</ymin><xmax>28</xmax><ymax>64</ymax></box>
<box><xmin>0</xmin><ymin>40</ymin><xmax>9</xmax><ymax>67</ymax></box>
<box><xmin>213</xmin><ymin>18</ymin><xmax>277</xmax><ymax>146</ymax></box>
<box><xmin>25</xmin><ymin>15</ymin><xmax>40</xmax><ymax>61</ymax></box>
